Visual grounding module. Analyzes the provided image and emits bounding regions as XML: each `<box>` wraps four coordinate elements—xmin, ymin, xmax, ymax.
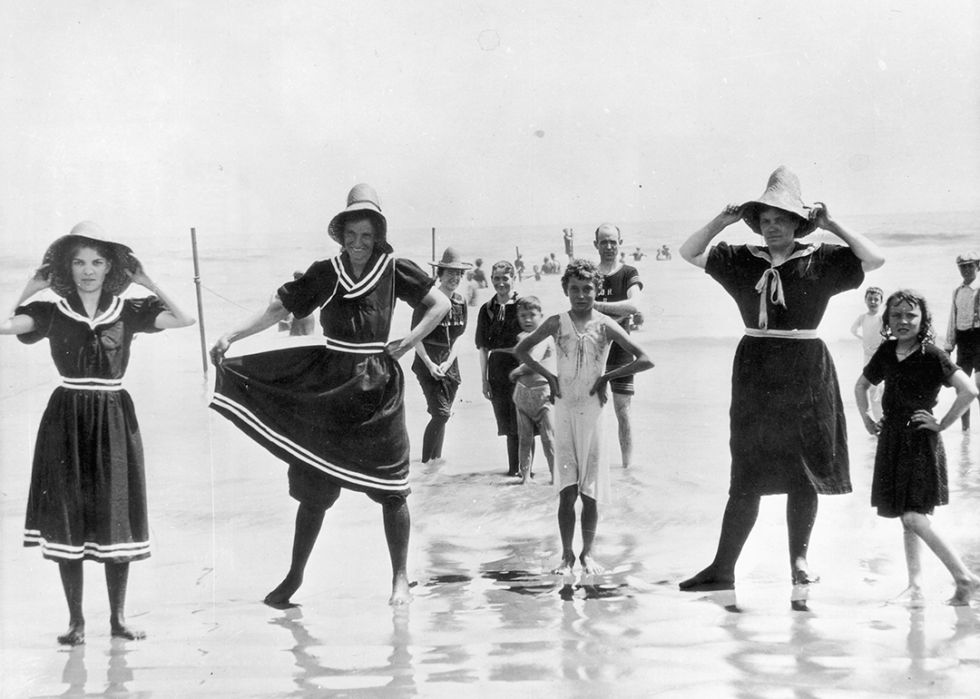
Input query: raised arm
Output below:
<box><xmin>128</xmin><ymin>263</ymin><xmax>196</xmax><ymax>329</ymax></box>
<box><xmin>0</xmin><ymin>266</ymin><xmax>52</xmax><ymax>335</ymax></box>
<box><xmin>679</xmin><ymin>204</ymin><xmax>742</xmax><ymax>269</ymax></box>
<box><xmin>210</xmin><ymin>293</ymin><xmax>291</xmax><ymax>365</ymax></box>
<box><xmin>810</xmin><ymin>203</ymin><xmax>885</xmax><ymax>272</ymax></box>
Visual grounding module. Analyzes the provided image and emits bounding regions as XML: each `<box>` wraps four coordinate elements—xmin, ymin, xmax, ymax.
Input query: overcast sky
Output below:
<box><xmin>0</xmin><ymin>0</ymin><xmax>977</xmax><ymax>250</ymax></box>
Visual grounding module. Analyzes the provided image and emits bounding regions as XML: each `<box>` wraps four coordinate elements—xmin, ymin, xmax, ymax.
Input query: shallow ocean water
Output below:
<box><xmin>3</xmin><ymin>212</ymin><xmax>980</xmax><ymax>697</ymax></box>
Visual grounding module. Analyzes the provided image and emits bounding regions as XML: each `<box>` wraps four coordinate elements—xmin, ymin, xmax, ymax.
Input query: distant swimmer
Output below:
<box><xmin>678</xmin><ymin>166</ymin><xmax>885</xmax><ymax>597</ymax></box>
<box><xmin>655</xmin><ymin>245</ymin><xmax>671</xmax><ymax>261</ymax></box>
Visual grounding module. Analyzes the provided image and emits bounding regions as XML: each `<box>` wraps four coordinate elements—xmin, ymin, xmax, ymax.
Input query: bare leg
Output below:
<box><xmin>891</xmin><ymin>522</ymin><xmax>925</xmax><ymax>606</ymax></box>
<box><xmin>383</xmin><ymin>497</ymin><xmax>412</xmax><ymax>605</ymax></box>
<box><xmin>106</xmin><ymin>562</ymin><xmax>145</xmax><ymax>640</ymax></box>
<box><xmin>679</xmin><ymin>494</ymin><xmax>760</xmax><ymax>591</ymax></box>
<box><xmin>901</xmin><ymin>511</ymin><xmax>980</xmax><ymax>605</ymax></box>
<box><xmin>787</xmin><ymin>484</ymin><xmax>819</xmax><ymax>584</ymax></box>
<box><xmin>506</xmin><ymin>434</ymin><xmax>520</xmax><ymax>476</ymax></box>
<box><xmin>579</xmin><ymin>495</ymin><xmax>605</xmax><ymax>575</ymax></box>
<box><xmin>552</xmin><ymin>486</ymin><xmax>578</xmax><ymax>574</ymax></box>
<box><xmin>265</xmin><ymin>503</ymin><xmax>327</xmax><ymax>607</ymax></box>
<box><xmin>58</xmin><ymin>560</ymin><xmax>85</xmax><ymax>645</ymax></box>
<box><xmin>612</xmin><ymin>392</ymin><xmax>633</xmax><ymax>468</ymax></box>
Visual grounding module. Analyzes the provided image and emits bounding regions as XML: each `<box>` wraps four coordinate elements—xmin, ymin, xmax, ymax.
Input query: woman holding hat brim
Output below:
<box><xmin>0</xmin><ymin>221</ymin><xmax>196</xmax><ymax>645</ymax></box>
<box><xmin>209</xmin><ymin>184</ymin><xmax>450</xmax><ymax>606</ymax></box>
<box><xmin>411</xmin><ymin>247</ymin><xmax>471</xmax><ymax>463</ymax></box>
<box><xmin>678</xmin><ymin>167</ymin><xmax>885</xmax><ymax>596</ymax></box>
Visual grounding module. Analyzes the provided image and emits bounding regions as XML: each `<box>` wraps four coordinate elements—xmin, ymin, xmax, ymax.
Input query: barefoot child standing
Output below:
<box><xmin>514</xmin><ymin>259</ymin><xmax>653</xmax><ymax>575</ymax></box>
<box><xmin>855</xmin><ymin>289</ymin><xmax>980</xmax><ymax>605</ymax></box>
<box><xmin>508</xmin><ymin>296</ymin><xmax>557</xmax><ymax>484</ymax></box>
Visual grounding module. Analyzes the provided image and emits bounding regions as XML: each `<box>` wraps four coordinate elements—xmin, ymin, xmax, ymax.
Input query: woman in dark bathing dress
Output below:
<box><xmin>677</xmin><ymin>167</ymin><xmax>885</xmax><ymax>597</ymax></box>
<box><xmin>0</xmin><ymin>221</ymin><xmax>195</xmax><ymax>645</ymax></box>
<box><xmin>210</xmin><ymin>184</ymin><xmax>450</xmax><ymax>606</ymax></box>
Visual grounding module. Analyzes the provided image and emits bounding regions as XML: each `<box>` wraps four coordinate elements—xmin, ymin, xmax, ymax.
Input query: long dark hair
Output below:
<box><xmin>881</xmin><ymin>289</ymin><xmax>935</xmax><ymax>345</ymax></box>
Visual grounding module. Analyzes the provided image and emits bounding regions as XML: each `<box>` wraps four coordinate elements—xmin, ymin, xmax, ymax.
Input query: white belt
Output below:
<box><xmin>743</xmin><ymin>327</ymin><xmax>819</xmax><ymax>340</ymax></box>
<box><xmin>324</xmin><ymin>336</ymin><xmax>386</xmax><ymax>355</ymax></box>
<box><xmin>62</xmin><ymin>378</ymin><xmax>124</xmax><ymax>391</ymax></box>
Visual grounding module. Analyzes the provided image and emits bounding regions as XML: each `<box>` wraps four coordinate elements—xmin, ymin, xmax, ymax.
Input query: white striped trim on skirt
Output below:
<box><xmin>211</xmin><ymin>393</ymin><xmax>409</xmax><ymax>492</ymax></box>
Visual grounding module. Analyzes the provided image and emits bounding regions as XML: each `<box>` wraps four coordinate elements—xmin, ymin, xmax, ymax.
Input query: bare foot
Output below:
<box><xmin>679</xmin><ymin>567</ymin><xmax>735</xmax><ymax>592</ymax></box>
<box><xmin>111</xmin><ymin>622</ymin><xmax>146</xmax><ymax>641</ymax></box>
<box><xmin>580</xmin><ymin>554</ymin><xmax>605</xmax><ymax>576</ymax></box>
<box><xmin>552</xmin><ymin>553</ymin><xmax>576</xmax><ymax>575</ymax></box>
<box><xmin>389</xmin><ymin>573</ymin><xmax>412</xmax><ymax>606</ymax></box>
<box><xmin>520</xmin><ymin>474</ymin><xmax>530</xmax><ymax>485</ymax></box>
<box><xmin>264</xmin><ymin>573</ymin><xmax>302</xmax><ymax>609</ymax></box>
<box><xmin>947</xmin><ymin>576</ymin><xmax>980</xmax><ymax>606</ymax></box>
<box><xmin>57</xmin><ymin>622</ymin><xmax>85</xmax><ymax>646</ymax></box>
<box><xmin>890</xmin><ymin>584</ymin><xmax>926</xmax><ymax>608</ymax></box>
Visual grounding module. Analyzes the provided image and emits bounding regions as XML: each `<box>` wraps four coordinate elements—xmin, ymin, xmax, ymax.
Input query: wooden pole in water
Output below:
<box><xmin>190</xmin><ymin>227</ymin><xmax>208</xmax><ymax>375</ymax></box>
<box><xmin>431</xmin><ymin>227</ymin><xmax>436</xmax><ymax>262</ymax></box>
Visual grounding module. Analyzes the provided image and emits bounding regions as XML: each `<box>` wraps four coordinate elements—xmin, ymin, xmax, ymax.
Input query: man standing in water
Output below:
<box><xmin>944</xmin><ymin>251</ymin><xmax>980</xmax><ymax>431</ymax></box>
<box><xmin>593</xmin><ymin>223</ymin><xmax>644</xmax><ymax>468</ymax></box>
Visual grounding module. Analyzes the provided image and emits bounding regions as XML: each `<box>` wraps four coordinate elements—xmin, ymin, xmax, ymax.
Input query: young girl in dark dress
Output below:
<box><xmin>855</xmin><ymin>289</ymin><xmax>980</xmax><ymax>606</ymax></box>
<box><xmin>0</xmin><ymin>221</ymin><xmax>195</xmax><ymax>645</ymax></box>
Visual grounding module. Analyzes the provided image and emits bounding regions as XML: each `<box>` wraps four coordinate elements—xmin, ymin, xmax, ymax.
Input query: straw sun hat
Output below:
<box><xmin>429</xmin><ymin>247</ymin><xmax>472</xmax><ymax>271</ymax></box>
<box><xmin>739</xmin><ymin>166</ymin><xmax>817</xmax><ymax>238</ymax></box>
<box><xmin>42</xmin><ymin>221</ymin><xmax>139</xmax><ymax>298</ymax></box>
<box><xmin>328</xmin><ymin>183</ymin><xmax>388</xmax><ymax>248</ymax></box>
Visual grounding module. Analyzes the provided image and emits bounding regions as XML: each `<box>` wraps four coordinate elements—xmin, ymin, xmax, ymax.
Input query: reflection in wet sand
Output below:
<box><xmin>270</xmin><ymin>606</ymin><xmax>417</xmax><ymax>697</ymax></box>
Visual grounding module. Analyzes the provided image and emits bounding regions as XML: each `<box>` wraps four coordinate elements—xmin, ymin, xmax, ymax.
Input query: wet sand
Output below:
<box><xmin>4</xmin><ymin>265</ymin><xmax>980</xmax><ymax>697</ymax></box>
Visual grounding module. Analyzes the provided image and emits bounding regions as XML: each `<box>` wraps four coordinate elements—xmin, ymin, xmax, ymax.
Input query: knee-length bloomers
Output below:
<box><xmin>863</xmin><ymin>342</ymin><xmax>958</xmax><ymax>517</ymax></box>
<box><xmin>705</xmin><ymin>242</ymin><xmax>864</xmax><ymax>496</ymax></box>
<box><xmin>210</xmin><ymin>250</ymin><xmax>433</xmax><ymax>498</ymax></box>
<box><xmin>16</xmin><ymin>293</ymin><xmax>166</xmax><ymax>563</ymax></box>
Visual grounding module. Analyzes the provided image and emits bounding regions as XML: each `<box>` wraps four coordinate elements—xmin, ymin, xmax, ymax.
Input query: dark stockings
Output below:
<box><xmin>679</xmin><ymin>484</ymin><xmax>819</xmax><ymax>591</ymax></box>
<box><xmin>422</xmin><ymin>415</ymin><xmax>449</xmax><ymax>462</ymax></box>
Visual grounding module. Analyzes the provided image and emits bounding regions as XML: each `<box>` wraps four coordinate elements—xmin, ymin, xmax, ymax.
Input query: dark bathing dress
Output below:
<box><xmin>706</xmin><ymin>241</ymin><xmax>864</xmax><ymax>496</ymax></box>
<box><xmin>412</xmin><ymin>290</ymin><xmax>467</xmax><ymax>419</ymax></box>
<box><xmin>210</xmin><ymin>249</ymin><xmax>434</xmax><ymax>499</ymax></box>
<box><xmin>17</xmin><ymin>292</ymin><xmax>166</xmax><ymax>562</ymax></box>
<box><xmin>863</xmin><ymin>341</ymin><xmax>957</xmax><ymax>517</ymax></box>
<box><xmin>474</xmin><ymin>292</ymin><xmax>522</xmax><ymax>437</ymax></box>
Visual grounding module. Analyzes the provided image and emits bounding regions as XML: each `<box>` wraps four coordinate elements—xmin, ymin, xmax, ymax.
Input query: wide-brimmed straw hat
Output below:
<box><xmin>327</xmin><ymin>183</ymin><xmax>388</xmax><ymax>247</ymax></box>
<box><xmin>955</xmin><ymin>251</ymin><xmax>980</xmax><ymax>265</ymax></box>
<box><xmin>740</xmin><ymin>166</ymin><xmax>817</xmax><ymax>238</ymax></box>
<box><xmin>429</xmin><ymin>246</ymin><xmax>472</xmax><ymax>271</ymax></box>
<box><xmin>42</xmin><ymin>221</ymin><xmax>139</xmax><ymax>298</ymax></box>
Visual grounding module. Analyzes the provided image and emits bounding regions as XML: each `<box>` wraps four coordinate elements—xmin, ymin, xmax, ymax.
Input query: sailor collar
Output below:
<box><xmin>745</xmin><ymin>242</ymin><xmax>821</xmax><ymax>330</ymax></box>
<box><xmin>331</xmin><ymin>250</ymin><xmax>393</xmax><ymax>300</ymax></box>
<box><xmin>55</xmin><ymin>292</ymin><xmax>123</xmax><ymax>329</ymax></box>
